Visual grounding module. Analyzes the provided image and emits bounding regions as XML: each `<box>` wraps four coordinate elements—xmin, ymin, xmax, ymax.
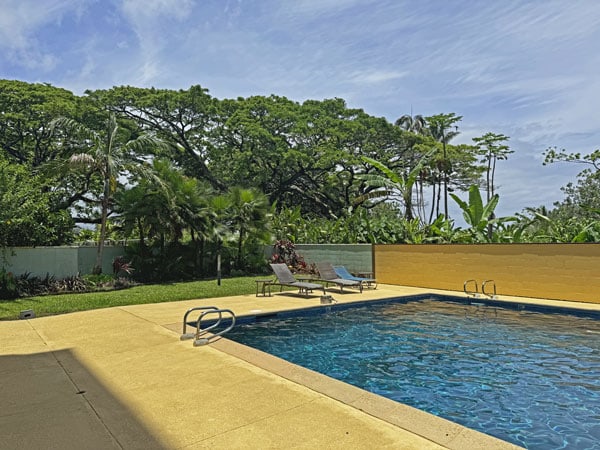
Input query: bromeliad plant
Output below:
<box><xmin>112</xmin><ymin>256</ymin><xmax>134</xmax><ymax>277</ymax></box>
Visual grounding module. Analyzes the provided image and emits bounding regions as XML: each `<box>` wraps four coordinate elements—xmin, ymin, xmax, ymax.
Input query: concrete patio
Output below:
<box><xmin>2</xmin><ymin>283</ymin><xmax>581</xmax><ymax>449</ymax></box>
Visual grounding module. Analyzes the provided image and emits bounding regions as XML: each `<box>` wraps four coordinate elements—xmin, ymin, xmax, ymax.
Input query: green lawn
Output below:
<box><xmin>0</xmin><ymin>276</ymin><xmax>261</xmax><ymax>321</ymax></box>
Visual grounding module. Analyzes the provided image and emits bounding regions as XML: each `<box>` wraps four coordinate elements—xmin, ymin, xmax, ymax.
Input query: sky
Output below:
<box><xmin>1</xmin><ymin>0</ymin><xmax>600</xmax><ymax>219</ymax></box>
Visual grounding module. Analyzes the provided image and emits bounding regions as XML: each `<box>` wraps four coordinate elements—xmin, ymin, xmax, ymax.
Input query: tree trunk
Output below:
<box><xmin>403</xmin><ymin>189</ymin><xmax>414</xmax><ymax>221</ymax></box>
<box><xmin>429</xmin><ymin>183</ymin><xmax>437</xmax><ymax>224</ymax></box>
<box><xmin>137</xmin><ymin>218</ymin><xmax>146</xmax><ymax>253</ymax></box>
<box><xmin>436</xmin><ymin>181</ymin><xmax>442</xmax><ymax>218</ymax></box>
<box><xmin>93</xmin><ymin>179</ymin><xmax>111</xmax><ymax>274</ymax></box>
<box><xmin>237</xmin><ymin>227</ymin><xmax>245</xmax><ymax>270</ymax></box>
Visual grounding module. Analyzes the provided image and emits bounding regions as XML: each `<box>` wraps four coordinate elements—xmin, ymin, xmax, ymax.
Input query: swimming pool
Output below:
<box><xmin>225</xmin><ymin>297</ymin><xmax>600</xmax><ymax>449</ymax></box>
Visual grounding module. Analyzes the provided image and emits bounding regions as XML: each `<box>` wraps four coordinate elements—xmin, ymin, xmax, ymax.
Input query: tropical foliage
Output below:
<box><xmin>1</xmin><ymin>79</ymin><xmax>598</xmax><ymax>284</ymax></box>
<box><xmin>50</xmin><ymin>113</ymin><xmax>167</xmax><ymax>273</ymax></box>
<box><xmin>0</xmin><ymin>156</ymin><xmax>73</xmax><ymax>246</ymax></box>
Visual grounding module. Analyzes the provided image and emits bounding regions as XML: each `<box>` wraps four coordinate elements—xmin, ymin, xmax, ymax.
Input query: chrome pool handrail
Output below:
<box><xmin>181</xmin><ymin>306</ymin><xmax>220</xmax><ymax>339</ymax></box>
<box><xmin>463</xmin><ymin>279</ymin><xmax>478</xmax><ymax>297</ymax></box>
<box><xmin>482</xmin><ymin>280</ymin><xmax>497</xmax><ymax>298</ymax></box>
<box><xmin>193</xmin><ymin>309</ymin><xmax>236</xmax><ymax>346</ymax></box>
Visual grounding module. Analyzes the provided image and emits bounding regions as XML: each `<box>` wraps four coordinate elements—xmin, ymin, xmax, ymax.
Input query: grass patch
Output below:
<box><xmin>0</xmin><ymin>276</ymin><xmax>261</xmax><ymax>321</ymax></box>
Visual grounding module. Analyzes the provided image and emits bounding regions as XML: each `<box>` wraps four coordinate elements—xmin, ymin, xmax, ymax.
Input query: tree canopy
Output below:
<box><xmin>0</xmin><ymin>78</ymin><xmax>597</xmax><ymax>278</ymax></box>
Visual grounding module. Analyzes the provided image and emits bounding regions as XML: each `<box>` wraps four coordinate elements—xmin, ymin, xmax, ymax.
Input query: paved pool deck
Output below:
<box><xmin>3</xmin><ymin>284</ymin><xmax>596</xmax><ymax>449</ymax></box>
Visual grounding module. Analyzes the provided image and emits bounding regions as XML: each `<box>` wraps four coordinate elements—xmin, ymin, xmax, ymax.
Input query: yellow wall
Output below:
<box><xmin>374</xmin><ymin>244</ymin><xmax>600</xmax><ymax>304</ymax></box>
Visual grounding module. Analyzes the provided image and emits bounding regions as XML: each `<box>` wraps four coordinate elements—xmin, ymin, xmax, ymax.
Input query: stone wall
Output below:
<box><xmin>294</xmin><ymin>244</ymin><xmax>373</xmax><ymax>274</ymax></box>
<box><xmin>2</xmin><ymin>245</ymin><xmax>126</xmax><ymax>278</ymax></box>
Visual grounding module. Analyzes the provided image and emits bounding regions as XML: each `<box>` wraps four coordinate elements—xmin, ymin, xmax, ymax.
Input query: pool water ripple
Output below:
<box><xmin>226</xmin><ymin>299</ymin><xmax>600</xmax><ymax>449</ymax></box>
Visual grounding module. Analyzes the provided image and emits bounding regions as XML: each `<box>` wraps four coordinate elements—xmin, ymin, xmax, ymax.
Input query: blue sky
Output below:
<box><xmin>2</xmin><ymin>0</ymin><xmax>600</xmax><ymax>218</ymax></box>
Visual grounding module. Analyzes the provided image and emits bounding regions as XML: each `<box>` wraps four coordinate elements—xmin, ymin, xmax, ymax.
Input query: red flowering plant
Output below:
<box><xmin>271</xmin><ymin>240</ymin><xmax>316</xmax><ymax>274</ymax></box>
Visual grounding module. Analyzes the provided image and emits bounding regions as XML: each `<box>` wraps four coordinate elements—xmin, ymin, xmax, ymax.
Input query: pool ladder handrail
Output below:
<box><xmin>181</xmin><ymin>306</ymin><xmax>220</xmax><ymax>336</ymax></box>
<box><xmin>482</xmin><ymin>280</ymin><xmax>497</xmax><ymax>299</ymax></box>
<box><xmin>180</xmin><ymin>306</ymin><xmax>237</xmax><ymax>346</ymax></box>
<box><xmin>463</xmin><ymin>279</ymin><xmax>479</xmax><ymax>297</ymax></box>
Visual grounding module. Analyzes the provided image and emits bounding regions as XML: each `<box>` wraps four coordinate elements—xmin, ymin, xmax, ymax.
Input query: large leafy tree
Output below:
<box><xmin>213</xmin><ymin>96</ymin><xmax>404</xmax><ymax>218</ymax></box>
<box><xmin>0</xmin><ymin>156</ymin><xmax>73</xmax><ymax>246</ymax></box>
<box><xmin>212</xmin><ymin>95</ymin><xmax>300</xmax><ymax>200</ymax></box>
<box><xmin>86</xmin><ymin>85</ymin><xmax>224</xmax><ymax>190</ymax></box>
<box><xmin>326</xmin><ymin>108</ymin><xmax>411</xmax><ymax>216</ymax></box>
<box><xmin>0</xmin><ymin>79</ymin><xmax>78</xmax><ymax>167</ymax></box>
<box><xmin>51</xmin><ymin>113</ymin><xmax>166</xmax><ymax>273</ymax></box>
<box><xmin>292</xmin><ymin>99</ymin><xmax>408</xmax><ymax>217</ymax></box>
<box><xmin>543</xmin><ymin>147</ymin><xmax>600</xmax><ymax>221</ymax></box>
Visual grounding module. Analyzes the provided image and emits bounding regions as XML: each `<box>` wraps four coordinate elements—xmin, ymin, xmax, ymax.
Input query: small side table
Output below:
<box><xmin>255</xmin><ymin>279</ymin><xmax>273</xmax><ymax>297</ymax></box>
<box><xmin>296</xmin><ymin>276</ymin><xmax>317</xmax><ymax>282</ymax></box>
<box><xmin>356</xmin><ymin>272</ymin><xmax>376</xmax><ymax>289</ymax></box>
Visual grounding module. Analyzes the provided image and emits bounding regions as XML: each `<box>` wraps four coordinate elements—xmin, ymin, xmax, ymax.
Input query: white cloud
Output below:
<box><xmin>2</xmin><ymin>0</ymin><xmax>600</xmax><ymax>215</ymax></box>
<box><xmin>118</xmin><ymin>0</ymin><xmax>196</xmax><ymax>84</ymax></box>
<box><xmin>0</xmin><ymin>0</ymin><xmax>85</xmax><ymax>71</ymax></box>
<box><xmin>0</xmin><ymin>0</ymin><xmax>72</xmax><ymax>48</ymax></box>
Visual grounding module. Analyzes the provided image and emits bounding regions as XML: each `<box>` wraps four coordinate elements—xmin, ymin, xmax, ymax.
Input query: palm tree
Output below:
<box><xmin>207</xmin><ymin>187</ymin><xmax>271</xmax><ymax>282</ymax></box>
<box><xmin>395</xmin><ymin>114</ymin><xmax>427</xmax><ymax>134</ymax></box>
<box><xmin>472</xmin><ymin>132</ymin><xmax>512</xmax><ymax>239</ymax></box>
<box><xmin>426</xmin><ymin>113</ymin><xmax>462</xmax><ymax>219</ymax></box>
<box><xmin>227</xmin><ymin>187</ymin><xmax>271</xmax><ymax>270</ymax></box>
<box><xmin>115</xmin><ymin>159</ymin><xmax>213</xmax><ymax>248</ymax></box>
<box><xmin>51</xmin><ymin>113</ymin><xmax>166</xmax><ymax>274</ymax></box>
<box><xmin>395</xmin><ymin>113</ymin><xmax>431</xmax><ymax>220</ymax></box>
<box><xmin>472</xmin><ymin>132</ymin><xmax>512</xmax><ymax>202</ymax></box>
<box><xmin>357</xmin><ymin>151</ymin><xmax>434</xmax><ymax>220</ymax></box>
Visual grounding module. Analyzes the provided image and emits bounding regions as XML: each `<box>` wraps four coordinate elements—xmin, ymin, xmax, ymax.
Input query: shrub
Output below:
<box><xmin>270</xmin><ymin>240</ymin><xmax>315</xmax><ymax>274</ymax></box>
<box><xmin>0</xmin><ymin>272</ymin><xmax>139</xmax><ymax>299</ymax></box>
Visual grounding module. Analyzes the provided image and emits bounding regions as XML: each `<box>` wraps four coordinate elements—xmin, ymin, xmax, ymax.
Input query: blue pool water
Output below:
<box><xmin>225</xmin><ymin>298</ymin><xmax>600</xmax><ymax>449</ymax></box>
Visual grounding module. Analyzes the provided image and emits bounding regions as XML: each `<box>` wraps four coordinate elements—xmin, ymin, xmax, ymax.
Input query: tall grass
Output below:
<box><xmin>0</xmin><ymin>277</ymin><xmax>259</xmax><ymax>321</ymax></box>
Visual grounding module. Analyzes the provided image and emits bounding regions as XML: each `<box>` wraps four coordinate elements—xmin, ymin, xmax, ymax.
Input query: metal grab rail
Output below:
<box><xmin>181</xmin><ymin>306</ymin><xmax>220</xmax><ymax>340</ymax></box>
<box><xmin>463</xmin><ymin>279</ymin><xmax>479</xmax><ymax>297</ymax></box>
<box><xmin>193</xmin><ymin>309</ymin><xmax>236</xmax><ymax>346</ymax></box>
<box><xmin>482</xmin><ymin>280</ymin><xmax>497</xmax><ymax>299</ymax></box>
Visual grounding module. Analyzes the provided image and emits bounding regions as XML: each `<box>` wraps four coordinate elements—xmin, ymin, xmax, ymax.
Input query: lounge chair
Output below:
<box><xmin>269</xmin><ymin>263</ymin><xmax>326</xmax><ymax>297</ymax></box>
<box><xmin>316</xmin><ymin>262</ymin><xmax>363</xmax><ymax>293</ymax></box>
<box><xmin>333</xmin><ymin>265</ymin><xmax>377</xmax><ymax>289</ymax></box>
